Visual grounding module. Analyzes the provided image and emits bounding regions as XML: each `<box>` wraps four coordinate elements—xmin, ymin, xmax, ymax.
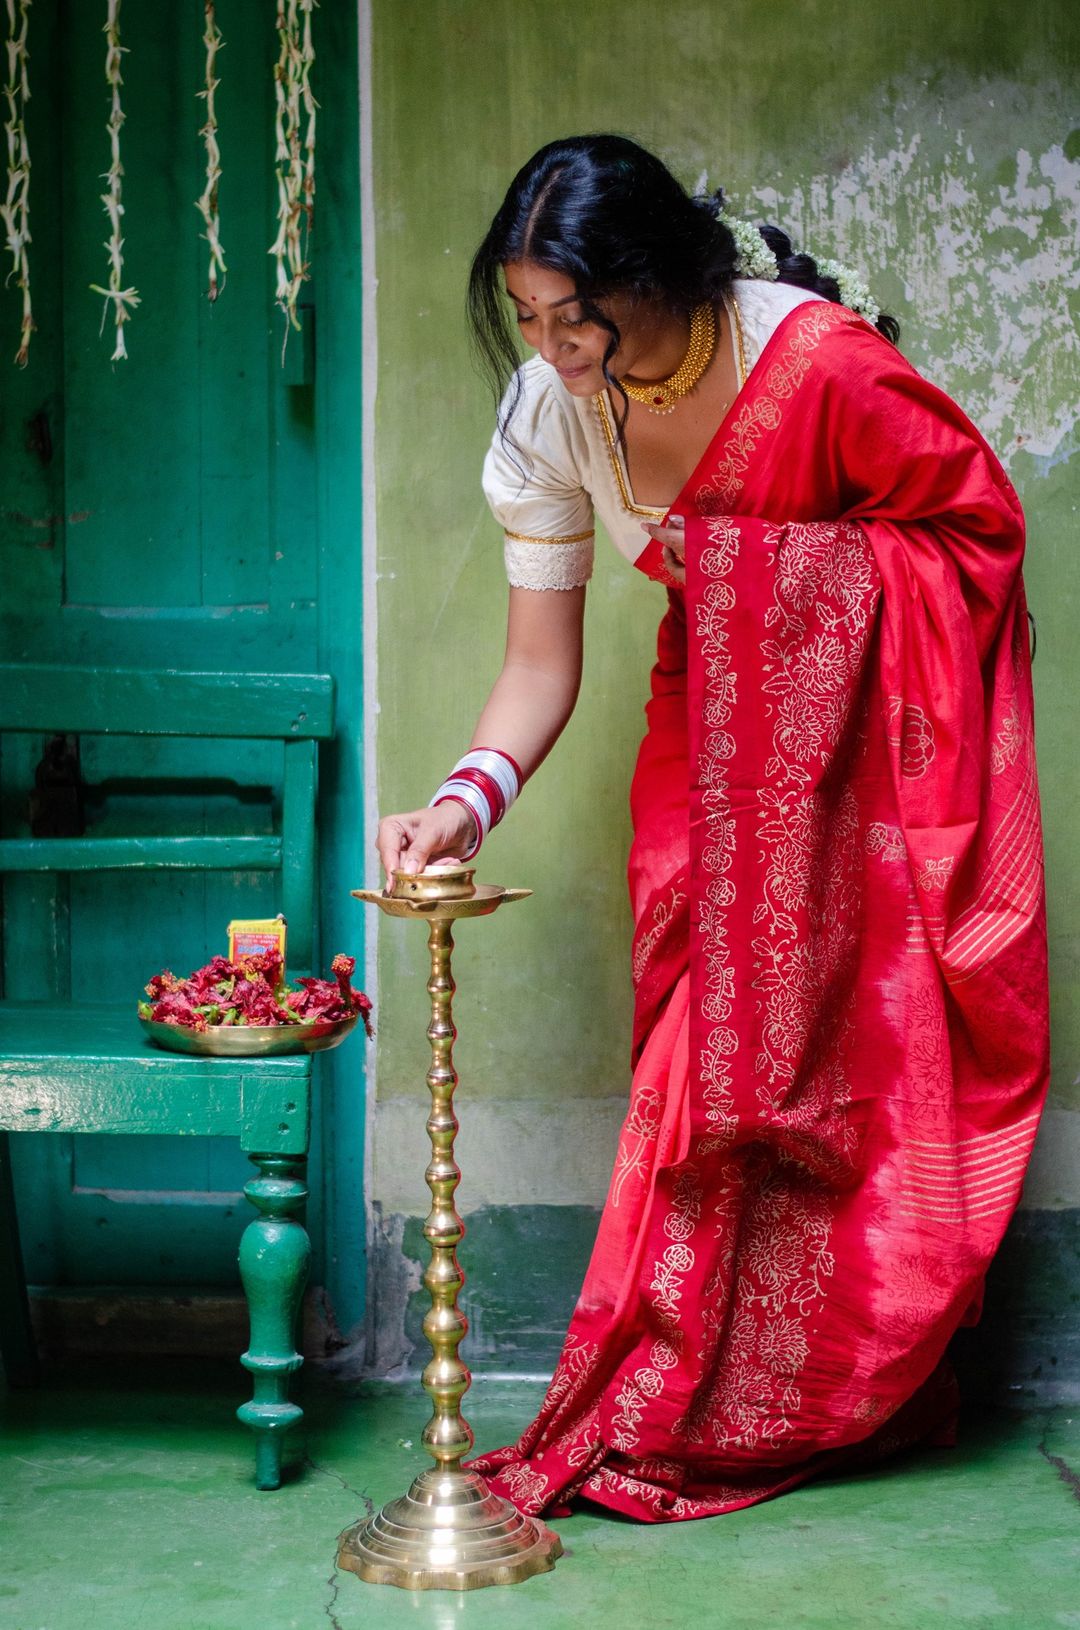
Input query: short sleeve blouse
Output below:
<box><xmin>482</xmin><ymin>355</ymin><xmax>596</xmax><ymax>591</ymax></box>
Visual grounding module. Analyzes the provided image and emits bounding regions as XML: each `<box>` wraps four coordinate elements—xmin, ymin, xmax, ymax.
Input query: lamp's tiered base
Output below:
<box><xmin>336</xmin><ymin>1467</ymin><xmax>563</xmax><ymax>1591</ymax></box>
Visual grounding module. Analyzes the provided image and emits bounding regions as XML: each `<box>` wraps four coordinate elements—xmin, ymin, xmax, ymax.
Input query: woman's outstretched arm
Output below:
<box><xmin>375</xmin><ymin>583</ymin><xmax>586</xmax><ymax>882</ymax></box>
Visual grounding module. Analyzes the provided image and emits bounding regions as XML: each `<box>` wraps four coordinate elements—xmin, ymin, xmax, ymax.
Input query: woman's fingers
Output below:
<box><xmin>641</xmin><ymin>516</ymin><xmax>686</xmax><ymax>582</ymax></box>
<box><xmin>374</xmin><ymin>804</ymin><xmax>480</xmax><ymax>886</ymax></box>
<box><xmin>662</xmin><ymin>545</ymin><xmax>686</xmax><ymax>583</ymax></box>
<box><xmin>642</xmin><ymin>514</ymin><xmax>685</xmax><ymax>552</ymax></box>
<box><xmin>399</xmin><ymin>845</ymin><xmax>428</xmax><ymax>876</ymax></box>
<box><xmin>376</xmin><ymin>816</ymin><xmax>412</xmax><ymax>886</ymax></box>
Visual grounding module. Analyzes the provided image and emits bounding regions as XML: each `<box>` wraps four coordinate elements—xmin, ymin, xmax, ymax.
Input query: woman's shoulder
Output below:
<box><xmin>731</xmin><ymin>278</ymin><xmax>826</xmax><ymax>369</ymax></box>
<box><xmin>508</xmin><ymin>354</ymin><xmax>580</xmax><ymax>428</ymax></box>
<box><xmin>489</xmin><ymin>356</ymin><xmax>590</xmax><ymax>478</ymax></box>
<box><xmin>736</xmin><ymin>285</ymin><xmax>834</xmax><ymax>376</ymax></box>
<box><xmin>733</xmin><ymin>278</ymin><xmax>826</xmax><ymax>321</ymax></box>
<box><xmin>484</xmin><ymin>356</ymin><xmax>593</xmax><ymax>505</ymax></box>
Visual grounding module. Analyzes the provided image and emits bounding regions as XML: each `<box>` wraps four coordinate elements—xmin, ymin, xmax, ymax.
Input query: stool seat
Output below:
<box><xmin>0</xmin><ymin>1002</ymin><xmax>311</xmax><ymax>1151</ymax></box>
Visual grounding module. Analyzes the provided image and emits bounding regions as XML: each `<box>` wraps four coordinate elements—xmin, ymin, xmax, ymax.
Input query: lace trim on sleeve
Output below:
<box><xmin>504</xmin><ymin>531</ymin><xmax>594</xmax><ymax>591</ymax></box>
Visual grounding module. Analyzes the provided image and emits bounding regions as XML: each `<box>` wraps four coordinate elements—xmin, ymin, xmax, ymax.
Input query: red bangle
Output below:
<box><xmin>432</xmin><ymin>795</ymin><xmax>482</xmax><ymax>859</ymax></box>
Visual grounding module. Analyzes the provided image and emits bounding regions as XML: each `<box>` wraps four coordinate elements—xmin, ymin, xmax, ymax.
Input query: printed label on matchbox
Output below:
<box><xmin>228</xmin><ymin>916</ymin><xmax>287</xmax><ymax>965</ymax></box>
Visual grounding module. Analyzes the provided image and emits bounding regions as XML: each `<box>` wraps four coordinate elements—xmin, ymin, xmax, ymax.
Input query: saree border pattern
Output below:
<box><xmin>693</xmin><ymin>515</ymin><xmax>742</xmax><ymax>1154</ymax></box>
<box><xmin>660</xmin><ymin>518</ymin><xmax>881</xmax><ymax>1461</ymax></box>
<box><xmin>695</xmin><ymin>302</ymin><xmax>842</xmax><ymax>515</ymax></box>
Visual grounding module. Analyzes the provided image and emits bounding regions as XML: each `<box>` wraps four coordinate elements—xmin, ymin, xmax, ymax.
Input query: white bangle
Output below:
<box><xmin>457</xmin><ymin>749</ymin><xmax>521</xmax><ymax>811</ymax></box>
<box><xmin>428</xmin><ymin>747</ymin><xmax>524</xmax><ymax>860</ymax></box>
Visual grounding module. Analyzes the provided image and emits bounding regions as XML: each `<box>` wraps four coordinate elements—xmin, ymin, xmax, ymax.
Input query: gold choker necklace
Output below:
<box><xmin>617</xmin><ymin>303</ymin><xmax>717</xmax><ymax>415</ymax></box>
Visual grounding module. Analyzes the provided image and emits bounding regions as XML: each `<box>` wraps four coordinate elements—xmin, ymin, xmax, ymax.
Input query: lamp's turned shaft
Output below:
<box><xmin>338</xmin><ymin>869</ymin><xmax>562</xmax><ymax>1590</ymax></box>
<box><xmin>421</xmin><ymin>918</ymin><xmax>472</xmax><ymax>1468</ymax></box>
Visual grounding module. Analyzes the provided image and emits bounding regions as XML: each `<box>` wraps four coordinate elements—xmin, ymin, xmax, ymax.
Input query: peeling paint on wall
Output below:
<box><xmin>703</xmin><ymin>82</ymin><xmax>1080</xmax><ymax>468</ymax></box>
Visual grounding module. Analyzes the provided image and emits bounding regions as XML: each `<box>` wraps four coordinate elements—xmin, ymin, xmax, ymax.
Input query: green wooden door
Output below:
<box><xmin>0</xmin><ymin>1</ymin><xmax>366</xmax><ymax>1333</ymax></box>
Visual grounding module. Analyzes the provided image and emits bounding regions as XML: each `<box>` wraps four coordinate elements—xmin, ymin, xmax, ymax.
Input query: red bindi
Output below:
<box><xmin>529</xmin><ymin>295</ymin><xmax>537</xmax><ymax>302</ymax></box>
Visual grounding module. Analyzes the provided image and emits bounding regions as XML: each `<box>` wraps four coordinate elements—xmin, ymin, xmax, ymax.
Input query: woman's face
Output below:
<box><xmin>502</xmin><ymin>260</ymin><xmax>661</xmax><ymax>395</ymax></box>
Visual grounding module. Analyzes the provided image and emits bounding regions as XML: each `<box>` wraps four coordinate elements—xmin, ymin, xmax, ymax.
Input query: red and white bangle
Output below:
<box><xmin>429</xmin><ymin>747</ymin><xmax>524</xmax><ymax>860</ymax></box>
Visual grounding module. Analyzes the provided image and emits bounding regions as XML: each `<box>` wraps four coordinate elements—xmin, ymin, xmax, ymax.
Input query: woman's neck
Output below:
<box><xmin>619</xmin><ymin>306</ymin><xmax>698</xmax><ymax>385</ymax></box>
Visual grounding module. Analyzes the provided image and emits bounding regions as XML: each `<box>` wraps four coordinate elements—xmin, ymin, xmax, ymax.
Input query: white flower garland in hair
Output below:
<box><xmin>715</xmin><ymin>205</ymin><xmax>778</xmax><ymax>282</ymax></box>
<box><xmin>707</xmin><ymin>186</ymin><xmax>882</xmax><ymax>323</ymax></box>
<box><xmin>269</xmin><ymin>0</ymin><xmax>316</xmax><ymax>351</ymax></box>
<box><xmin>89</xmin><ymin>0</ymin><xmax>140</xmax><ymax>361</ymax></box>
<box><xmin>1</xmin><ymin>0</ymin><xmax>33</xmax><ymax>366</ymax></box>
<box><xmin>816</xmin><ymin>257</ymin><xmax>881</xmax><ymax>326</ymax></box>
<box><xmin>195</xmin><ymin>0</ymin><xmax>226</xmax><ymax>302</ymax></box>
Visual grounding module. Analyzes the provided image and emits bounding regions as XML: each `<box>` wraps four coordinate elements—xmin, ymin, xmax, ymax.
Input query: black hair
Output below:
<box><xmin>467</xmin><ymin>133</ymin><xmax>899</xmax><ymax>448</ymax></box>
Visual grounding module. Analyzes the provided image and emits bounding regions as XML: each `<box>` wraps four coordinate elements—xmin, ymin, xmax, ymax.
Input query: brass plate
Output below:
<box><xmin>352</xmin><ymin>884</ymin><xmax>532</xmax><ymax>921</ymax></box>
<box><xmin>138</xmin><ymin>1012</ymin><xmax>360</xmax><ymax>1057</ymax></box>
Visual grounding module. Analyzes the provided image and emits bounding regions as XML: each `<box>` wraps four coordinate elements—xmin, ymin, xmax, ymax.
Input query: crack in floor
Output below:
<box><xmin>323</xmin><ymin>1561</ymin><xmax>345</xmax><ymax>1630</ymax></box>
<box><xmin>303</xmin><ymin>1452</ymin><xmax>375</xmax><ymax>1514</ymax></box>
<box><xmin>1037</xmin><ymin>1428</ymin><xmax>1080</xmax><ymax>1505</ymax></box>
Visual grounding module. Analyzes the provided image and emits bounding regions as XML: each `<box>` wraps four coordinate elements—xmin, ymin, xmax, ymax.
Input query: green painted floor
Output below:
<box><xmin>0</xmin><ymin>1362</ymin><xmax>1077</xmax><ymax>1630</ymax></box>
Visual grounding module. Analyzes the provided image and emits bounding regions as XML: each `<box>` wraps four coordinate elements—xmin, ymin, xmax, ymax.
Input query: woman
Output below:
<box><xmin>376</xmin><ymin>135</ymin><xmax>1049</xmax><ymax>1523</ymax></box>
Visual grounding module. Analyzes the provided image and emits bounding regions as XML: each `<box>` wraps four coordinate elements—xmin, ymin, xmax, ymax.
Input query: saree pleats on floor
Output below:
<box><xmin>468</xmin><ymin>302</ymin><xmax>1049</xmax><ymax>1521</ymax></box>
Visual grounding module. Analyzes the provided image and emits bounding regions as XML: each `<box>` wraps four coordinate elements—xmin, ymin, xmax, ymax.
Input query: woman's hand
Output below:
<box><xmin>375</xmin><ymin>801</ymin><xmax>478</xmax><ymax>888</ymax></box>
<box><xmin>642</xmin><ymin>513</ymin><xmax>685</xmax><ymax>583</ymax></box>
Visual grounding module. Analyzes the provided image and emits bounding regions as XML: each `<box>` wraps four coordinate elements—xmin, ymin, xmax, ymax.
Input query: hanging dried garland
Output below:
<box><xmin>269</xmin><ymin>0</ymin><xmax>316</xmax><ymax>348</ymax></box>
<box><xmin>2</xmin><ymin>0</ymin><xmax>32</xmax><ymax>366</ymax></box>
<box><xmin>195</xmin><ymin>0</ymin><xmax>226</xmax><ymax>301</ymax></box>
<box><xmin>4</xmin><ymin>3</ymin><xmax>322</xmax><ymax>367</ymax></box>
<box><xmin>89</xmin><ymin>0</ymin><xmax>139</xmax><ymax>360</ymax></box>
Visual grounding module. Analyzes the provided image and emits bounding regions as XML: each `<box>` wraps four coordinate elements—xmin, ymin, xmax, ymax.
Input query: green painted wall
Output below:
<box><xmin>368</xmin><ymin>0</ymin><xmax>1080</xmax><ymax>1378</ymax></box>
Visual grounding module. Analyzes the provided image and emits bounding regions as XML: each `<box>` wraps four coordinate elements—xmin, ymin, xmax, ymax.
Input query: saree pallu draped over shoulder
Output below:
<box><xmin>468</xmin><ymin>301</ymin><xmax>1050</xmax><ymax>1522</ymax></box>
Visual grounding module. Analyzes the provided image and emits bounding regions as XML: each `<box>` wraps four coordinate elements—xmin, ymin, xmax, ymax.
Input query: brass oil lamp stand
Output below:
<box><xmin>337</xmin><ymin>865</ymin><xmax>563</xmax><ymax>1591</ymax></box>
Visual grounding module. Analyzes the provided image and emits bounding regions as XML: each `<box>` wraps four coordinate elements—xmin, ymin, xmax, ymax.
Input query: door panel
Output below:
<box><xmin>3</xmin><ymin>1</ymin><xmax>319</xmax><ymax>671</ymax></box>
<box><xmin>0</xmin><ymin>1</ymin><xmax>362</xmax><ymax>1304</ymax></box>
<box><xmin>61</xmin><ymin>1</ymin><xmax>282</xmax><ymax>616</ymax></box>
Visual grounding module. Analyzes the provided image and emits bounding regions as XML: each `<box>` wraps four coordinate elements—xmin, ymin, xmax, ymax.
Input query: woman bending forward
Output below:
<box><xmin>376</xmin><ymin>135</ymin><xmax>1049</xmax><ymax>1523</ymax></box>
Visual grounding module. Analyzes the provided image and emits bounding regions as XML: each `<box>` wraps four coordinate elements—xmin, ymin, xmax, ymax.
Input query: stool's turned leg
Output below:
<box><xmin>0</xmin><ymin>1133</ymin><xmax>39</xmax><ymax>1387</ymax></box>
<box><xmin>236</xmin><ymin>1153</ymin><xmax>309</xmax><ymax>1490</ymax></box>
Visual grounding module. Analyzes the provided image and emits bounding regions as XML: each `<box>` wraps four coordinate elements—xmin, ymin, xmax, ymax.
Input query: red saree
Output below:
<box><xmin>469</xmin><ymin>300</ymin><xmax>1049</xmax><ymax>1521</ymax></box>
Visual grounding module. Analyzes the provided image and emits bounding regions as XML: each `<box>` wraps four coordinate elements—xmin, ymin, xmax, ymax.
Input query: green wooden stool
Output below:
<box><xmin>0</xmin><ymin>664</ymin><xmax>335</xmax><ymax>1490</ymax></box>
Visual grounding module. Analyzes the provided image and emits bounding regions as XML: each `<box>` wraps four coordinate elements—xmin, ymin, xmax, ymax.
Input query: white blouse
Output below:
<box><xmin>482</xmin><ymin>278</ymin><xmax>825</xmax><ymax>590</ymax></box>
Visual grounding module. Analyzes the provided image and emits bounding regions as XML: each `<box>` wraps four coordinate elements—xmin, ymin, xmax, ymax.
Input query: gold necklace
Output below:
<box><xmin>617</xmin><ymin>303</ymin><xmax>717</xmax><ymax>416</ymax></box>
